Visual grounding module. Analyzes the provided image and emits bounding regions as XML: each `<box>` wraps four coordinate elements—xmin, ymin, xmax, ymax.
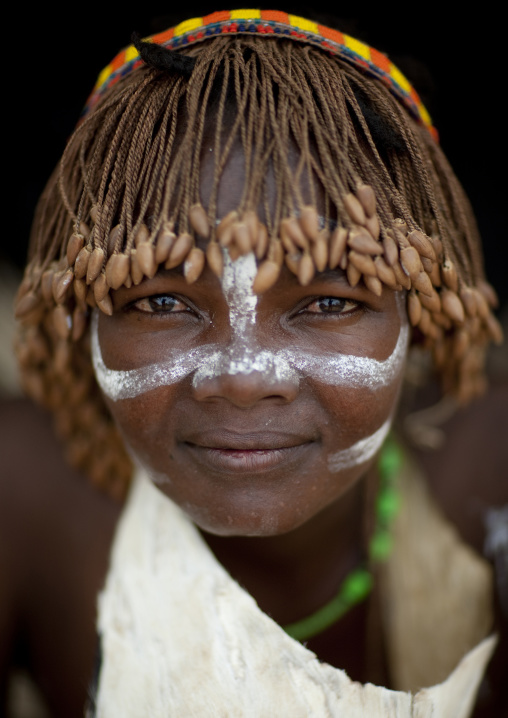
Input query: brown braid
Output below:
<box><xmin>15</xmin><ymin>34</ymin><xmax>502</xmax><ymax>499</ymax></box>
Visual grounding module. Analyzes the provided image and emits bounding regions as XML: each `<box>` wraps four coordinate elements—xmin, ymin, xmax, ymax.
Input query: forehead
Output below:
<box><xmin>197</xmin><ymin>134</ymin><xmax>330</xmax><ymax>221</ymax></box>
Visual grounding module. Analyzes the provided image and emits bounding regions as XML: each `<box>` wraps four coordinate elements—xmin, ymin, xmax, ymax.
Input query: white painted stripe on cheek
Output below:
<box><xmin>91</xmin><ymin>278</ymin><xmax>409</xmax><ymax>401</ymax></box>
<box><xmin>286</xmin><ymin>323</ymin><xmax>409</xmax><ymax>390</ymax></box>
<box><xmin>191</xmin><ymin>324</ymin><xmax>408</xmax><ymax>389</ymax></box>
<box><xmin>92</xmin><ymin>316</ymin><xmax>408</xmax><ymax>400</ymax></box>
<box><xmin>91</xmin><ymin>312</ymin><xmax>216</xmax><ymax>401</ymax></box>
<box><xmin>327</xmin><ymin>417</ymin><xmax>392</xmax><ymax>472</ymax></box>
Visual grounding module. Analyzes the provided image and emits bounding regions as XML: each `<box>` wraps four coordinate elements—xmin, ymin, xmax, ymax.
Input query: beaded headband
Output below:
<box><xmin>85</xmin><ymin>8</ymin><xmax>436</xmax><ymax>140</ymax></box>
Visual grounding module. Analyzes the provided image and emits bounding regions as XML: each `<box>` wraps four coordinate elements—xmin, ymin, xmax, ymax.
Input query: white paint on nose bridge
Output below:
<box><xmin>221</xmin><ymin>251</ymin><xmax>258</xmax><ymax>336</ymax></box>
<box><xmin>192</xmin><ymin>251</ymin><xmax>299</xmax><ymax>386</ymax></box>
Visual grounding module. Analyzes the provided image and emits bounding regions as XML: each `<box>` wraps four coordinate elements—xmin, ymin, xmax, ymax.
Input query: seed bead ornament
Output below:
<box><xmin>15</xmin><ymin>10</ymin><xmax>502</xmax><ymax>498</ymax></box>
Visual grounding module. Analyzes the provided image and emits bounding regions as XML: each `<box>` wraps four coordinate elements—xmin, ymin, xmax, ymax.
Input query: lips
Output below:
<box><xmin>185</xmin><ymin>429</ymin><xmax>310</xmax><ymax>451</ymax></box>
<box><xmin>182</xmin><ymin>429</ymin><xmax>315</xmax><ymax>473</ymax></box>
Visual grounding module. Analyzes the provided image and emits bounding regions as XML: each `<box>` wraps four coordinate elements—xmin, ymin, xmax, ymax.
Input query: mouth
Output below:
<box><xmin>182</xmin><ymin>430</ymin><xmax>315</xmax><ymax>474</ymax></box>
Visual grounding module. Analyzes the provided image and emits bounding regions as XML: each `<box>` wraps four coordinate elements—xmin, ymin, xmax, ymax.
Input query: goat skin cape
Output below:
<box><xmin>93</xmin><ymin>471</ymin><xmax>495</xmax><ymax>717</ymax></box>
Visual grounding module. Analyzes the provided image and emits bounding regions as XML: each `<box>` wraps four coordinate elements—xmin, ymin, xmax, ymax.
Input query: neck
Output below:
<box><xmin>202</xmin><ymin>465</ymin><xmax>376</xmax><ymax>624</ymax></box>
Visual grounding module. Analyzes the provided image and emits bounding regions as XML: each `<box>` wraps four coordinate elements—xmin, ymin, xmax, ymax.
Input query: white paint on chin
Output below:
<box><xmin>327</xmin><ymin>417</ymin><xmax>392</xmax><ymax>473</ymax></box>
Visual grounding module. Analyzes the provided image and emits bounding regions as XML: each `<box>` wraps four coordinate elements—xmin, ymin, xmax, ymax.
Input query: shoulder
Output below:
<box><xmin>406</xmin><ymin>385</ymin><xmax>508</xmax><ymax>716</ymax></box>
<box><xmin>0</xmin><ymin>397</ymin><xmax>121</xmax><ymax>562</ymax></box>
<box><xmin>0</xmin><ymin>398</ymin><xmax>121</xmax><ymax>715</ymax></box>
<box><xmin>411</xmin><ymin>383</ymin><xmax>508</xmax><ymax>554</ymax></box>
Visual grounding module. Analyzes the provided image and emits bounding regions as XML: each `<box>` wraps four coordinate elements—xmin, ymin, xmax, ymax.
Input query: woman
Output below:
<box><xmin>14</xmin><ymin>9</ymin><xmax>505</xmax><ymax>716</ymax></box>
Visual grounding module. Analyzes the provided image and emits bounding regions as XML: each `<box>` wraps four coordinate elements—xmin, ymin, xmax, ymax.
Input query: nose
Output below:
<box><xmin>192</xmin><ymin>359</ymin><xmax>300</xmax><ymax>407</ymax></box>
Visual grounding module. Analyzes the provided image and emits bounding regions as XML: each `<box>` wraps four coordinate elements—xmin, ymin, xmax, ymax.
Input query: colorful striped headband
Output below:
<box><xmin>85</xmin><ymin>9</ymin><xmax>436</xmax><ymax>140</ymax></box>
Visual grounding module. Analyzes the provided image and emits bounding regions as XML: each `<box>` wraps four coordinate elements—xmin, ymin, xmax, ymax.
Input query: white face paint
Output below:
<box><xmin>327</xmin><ymin>416</ymin><xmax>392</xmax><ymax>473</ymax></box>
<box><xmin>193</xmin><ymin>252</ymin><xmax>300</xmax><ymax>387</ymax></box>
<box><xmin>92</xmin><ymin>251</ymin><xmax>408</xmax><ymax>396</ymax></box>
<box><xmin>91</xmin><ymin>253</ymin><xmax>408</xmax><ymax>474</ymax></box>
<box><xmin>92</xmin><ymin>315</ymin><xmax>408</xmax><ymax>401</ymax></box>
<box><xmin>92</xmin><ymin>322</ymin><xmax>408</xmax><ymax>406</ymax></box>
<box><xmin>221</xmin><ymin>252</ymin><xmax>258</xmax><ymax>336</ymax></box>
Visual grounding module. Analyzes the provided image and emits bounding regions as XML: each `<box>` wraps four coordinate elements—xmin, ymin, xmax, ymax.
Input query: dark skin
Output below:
<box><xmin>1</xmin><ymin>313</ymin><xmax>507</xmax><ymax>716</ymax></box>
<box><xmin>93</xmin><ymin>135</ymin><xmax>406</xmax><ymax>680</ymax></box>
<box><xmin>98</xmin><ymin>264</ymin><xmax>404</xmax><ymax>537</ymax></box>
<box><xmin>100</xmin><ymin>131</ymin><xmax>403</xmax><ymax>532</ymax></box>
<box><xmin>2</xmin><ymin>142</ymin><xmax>506</xmax><ymax>718</ymax></box>
<box><xmin>98</xmin><ymin>261</ymin><xmax>404</xmax><ymax>685</ymax></box>
<box><xmin>0</xmin><ymin>398</ymin><xmax>121</xmax><ymax>717</ymax></box>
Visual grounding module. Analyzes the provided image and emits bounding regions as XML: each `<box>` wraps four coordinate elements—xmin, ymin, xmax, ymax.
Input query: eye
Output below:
<box><xmin>304</xmin><ymin>296</ymin><xmax>360</xmax><ymax>315</ymax></box>
<box><xmin>131</xmin><ymin>294</ymin><xmax>189</xmax><ymax>314</ymax></box>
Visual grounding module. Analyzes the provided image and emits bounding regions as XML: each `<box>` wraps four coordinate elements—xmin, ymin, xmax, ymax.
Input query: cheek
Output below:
<box><xmin>104</xmin><ymin>388</ymin><xmax>181</xmax><ymax>476</ymax></box>
<box><xmin>319</xmin><ymin>363</ymin><xmax>406</xmax><ymax>472</ymax></box>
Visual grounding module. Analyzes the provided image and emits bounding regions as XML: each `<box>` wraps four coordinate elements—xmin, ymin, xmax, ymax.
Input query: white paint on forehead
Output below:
<box><xmin>221</xmin><ymin>252</ymin><xmax>257</xmax><ymax>334</ymax></box>
<box><xmin>327</xmin><ymin>416</ymin><xmax>392</xmax><ymax>473</ymax></box>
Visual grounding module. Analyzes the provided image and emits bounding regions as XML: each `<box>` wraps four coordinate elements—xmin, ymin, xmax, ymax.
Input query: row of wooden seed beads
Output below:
<box><xmin>17</xmin><ymin>187</ymin><xmax>503</xmax><ymax>349</ymax></box>
<box><xmin>15</xmin><ymin>182</ymin><xmax>502</xmax><ymax>340</ymax></box>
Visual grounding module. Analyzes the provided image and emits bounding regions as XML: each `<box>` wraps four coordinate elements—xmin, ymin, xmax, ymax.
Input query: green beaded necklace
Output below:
<box><xmin>282</xmin><ymin>436</ymin><xmax>403</xmax><ymax>642</ymax></box>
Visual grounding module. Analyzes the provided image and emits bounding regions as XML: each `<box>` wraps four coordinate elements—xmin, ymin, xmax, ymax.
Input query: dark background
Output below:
<box><xmin>7</xmin><ymin>3</ymin><xmax>506</xmax><ymax>306</ymax></box>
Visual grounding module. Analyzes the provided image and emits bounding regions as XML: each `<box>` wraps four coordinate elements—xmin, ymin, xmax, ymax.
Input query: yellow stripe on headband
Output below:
<box><xmin>84</xmin><ymin>9</ymin><xmax>436</xmax><ymax>140</ymax></box>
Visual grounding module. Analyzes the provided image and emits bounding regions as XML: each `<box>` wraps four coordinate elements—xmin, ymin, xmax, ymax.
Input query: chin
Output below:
<box><xmin>163</xmin><ymin>490</ymin><xmax>311</xmax><ymax>537</ymax></box>
<box><xmin>177</xmin><ymin>502</ymin><xmax>282</xmax><ymax>537</ymax></box>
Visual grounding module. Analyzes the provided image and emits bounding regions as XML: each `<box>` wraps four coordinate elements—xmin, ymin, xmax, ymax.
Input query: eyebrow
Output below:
<box><xmin>154</xmin><ymin>266</ymin><xmax>185</xmax><ymax>279</ymax></box>
<box><xmin>305</xmin><ymin>267</ymin><xmax>352</xmax><ymax>286</ymax></box>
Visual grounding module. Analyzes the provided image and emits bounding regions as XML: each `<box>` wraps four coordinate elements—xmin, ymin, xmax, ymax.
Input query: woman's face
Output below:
<box><xmin>94</xmin><ymin>249</ymin><xmax>408</xmax><ymax>536</ymax></box>
<box><xmin>92</xmin><ymin>135</ymin><xmax>408</xmax><ymax>536</ymax></box>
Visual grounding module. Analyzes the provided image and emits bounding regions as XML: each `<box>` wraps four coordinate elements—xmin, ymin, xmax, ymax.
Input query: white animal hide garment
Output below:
<box><xmin>94</xmin><ymin>471</ymin><xmax>495</xmax><ymax>717</ymax></box>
